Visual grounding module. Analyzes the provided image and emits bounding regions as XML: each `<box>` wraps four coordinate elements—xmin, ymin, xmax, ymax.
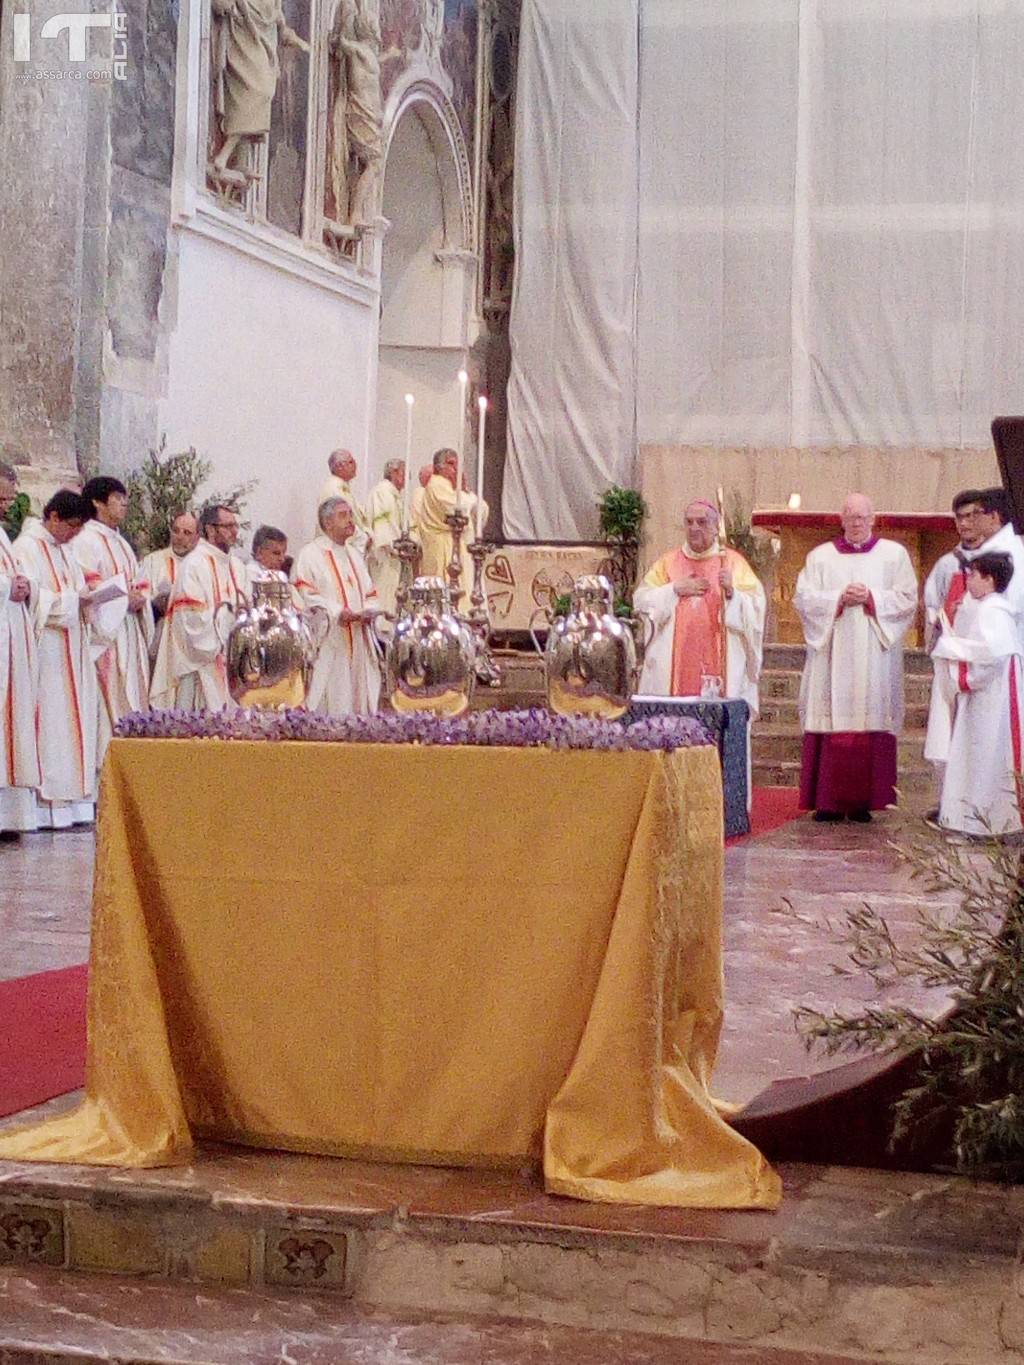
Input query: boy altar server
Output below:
<box><xmin>933</xmin><ymin>551</ymin><xmax>1024</xmax><ymax>839</ymax></box>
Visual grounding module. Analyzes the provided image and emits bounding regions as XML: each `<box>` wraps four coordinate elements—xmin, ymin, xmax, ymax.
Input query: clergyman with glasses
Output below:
<box><xmin>792</xmin><ymin>493</ymin><xmax>918</xmax><ymax>824</ymax></box>
<box><xmin>150</xmin><ymin>504</ymin><xmax>247</xmax><ymax>711</ymax></box>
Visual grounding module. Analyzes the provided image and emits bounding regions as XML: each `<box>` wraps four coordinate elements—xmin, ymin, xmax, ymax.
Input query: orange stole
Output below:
<box><xmin>666</xmin><ymin>547</ymin><xmax>740</xmax><ymax>697</ymax></box>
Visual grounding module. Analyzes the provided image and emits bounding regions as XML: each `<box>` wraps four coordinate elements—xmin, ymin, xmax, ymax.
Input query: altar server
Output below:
<box><xmin>415</xmin><ymin>449</ymin><xmax>487</xmax><ymax>601</ymax></box>
<box><xmin>317</xmin><ymin>450</ymin><xmax>372</xmax><ymax>554</ymax></box>
<box><xmin>923</xmin><ymin>488</ymin><xmax>1024</xmax><ymax>809</ymax></box>
<box><xmin>794</xmin><ymin>493</ymin><xmax>917</xmax><ymax>822</ymax></box>
<box><xmin>0</xmin><ymin>463</ymin><xmax>40</xmax><ymax>833</ymax></box>
<box><xmin>933</xmin><ymin>552</ymin><xmax>1024</xmax><ymax>838</ymax></box>
<box><xmin>366</xmin><ymin>460</ymin><xmax>405</xmax><ymax>613</ymax></box>
<box><xmin>291</xmin><ymin>496</ymin><xmax>381</xmax><ymax>716</ymax></box>
<box><xmin>634</xmin><ymin>499</ymin><xmax>766</xmax><ymax>716</ymax></box>
<box><xmin>150</xmin><ymin>504</ymin><xmax>246</xmax><ymax>710</ymax></box>
<box><xmin>75</xmin><ymin>477</ymin><xmax>154</xmax><ymax>765</ymax></box>
<box><xmin>14</xmin><ymin>491</ymin><xmax>97</xmax><ymax>828</ymax></box>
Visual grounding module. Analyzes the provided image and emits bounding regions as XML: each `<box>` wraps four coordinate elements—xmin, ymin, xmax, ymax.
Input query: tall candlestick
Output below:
<box><xmin>475</xmin><ymin>395</ymin><xmax>487</xmax><ymax>540</ymax></box>
<box><xmin>402</xmin><ymin>392</ymin><xmax>414</xmax><ymax>532</ymax></box>
<box><xmin>456</xmin><ymin>369</ymin><xmax>468</xmax><ymax>510</ymax></box>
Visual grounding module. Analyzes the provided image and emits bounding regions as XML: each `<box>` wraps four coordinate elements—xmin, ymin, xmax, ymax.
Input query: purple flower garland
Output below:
<box><xmin>114</xmin><ymin>707</ymin><xmax>712</xmax><ymax>753</ymax></box>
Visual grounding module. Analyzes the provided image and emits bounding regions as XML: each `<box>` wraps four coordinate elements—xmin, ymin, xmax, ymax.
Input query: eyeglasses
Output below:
<box><xmin>211</xmin><ymin>522</ymin><xmax>238</xmax><ymax>530</ymax></box>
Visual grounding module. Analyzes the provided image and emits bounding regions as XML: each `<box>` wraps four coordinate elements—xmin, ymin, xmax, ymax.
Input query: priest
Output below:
<box><xmin>317</xmin><ymin>450</ymin><xmax>372</xmax><ymax>554</ymax></box>
<box><xmin>140</xmin><ymin>510</ymin><xmax>200</xmax><ymax>621</ymax></box>
<box><xmin>75</xmin><ymin>476</ymin><xmax>154</xmax><ymax>766</ymax></box>
<box><xmin>366</xmin><ymin>459</ymin><xmax>405</xmax><ymax>612</ymax></box>
<box><xmin>150</xmin><ymin>504</ymin><xmax>247</xmax><ymax>710</ymax></box>
<box><xmin>0</xmin><ymin>462</ymin><xmax>40</xmax><ymax>833</ymax></box>
<box><xmin>415</xmin><ymin>449</ymin><xmax>487</xmax><ymax>601</ymax></box>
<box><xmin>794</xmin><ymin>494</ymin><xmax>917</xmax><ymax>822</ymax></box>
<box><xmin>634</xmin><ymin>499</ymin><xmax>766</xmax><ymax>715</ymax></box>
<box><xmin>932</xmin><ymin>551</ymin><xmax>1023</xmax><ymax>838</ymax></box>
<box><xmin>14</xmin><ymin>491</ymin><xmax>98</xmax><ymax>828</ymax></box>
<box><xmin>291</xmin><ymin>496</ymin><xmax>381</xmax><ymax>715</ymax></box>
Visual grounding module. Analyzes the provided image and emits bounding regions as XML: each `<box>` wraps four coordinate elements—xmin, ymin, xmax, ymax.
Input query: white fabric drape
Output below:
<box><xmin>505</xmin><ymin>0</ymin><xmax>1024</xmax><ymax>539</ymax></box>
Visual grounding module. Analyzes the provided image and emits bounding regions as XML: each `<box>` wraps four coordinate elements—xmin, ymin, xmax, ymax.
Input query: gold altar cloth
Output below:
<box><xmin>0</xmin><ymin>739</ymin><xmax>780</xmax><ymax>1210</ymax></box>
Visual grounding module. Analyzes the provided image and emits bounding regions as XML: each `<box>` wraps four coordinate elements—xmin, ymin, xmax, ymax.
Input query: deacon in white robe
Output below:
<box><xmin>316</xmin><ymin>449</ymin><xmax>371</xmax><ymax>555</ymax></box>
<box><xmin>366</xmin><ymin>460</ymin><xmax>406</xmax><ymax>613</ymax></box>
<box><xmin>75</xmin><ymin>478</ymin><xmax>154</xmax><ymax>766</ymax></box>
<box><xmin>794</xmin><ymin>494</ymin><xmax>917</xmax><ymax>821</ymax></box>
<box><xmin>291</xmin><ymin>496</ymin><xmax>381</xmax><ymax>716</ymax></box>
<box><xmin>140</xmin><ymin>511</ymin><xmax>200</xmax><ymax>662</ymax></box>
<box><xmin>933</xmin><ymin>552</ymin><xmax>1024</xmax><ymax>837</ymax></box>
<box><xmin>415</xmin><ymin>449</ymin><xmax>488</xmax><ymax>602</ymax></box>
<box><xmin>150</xmin><ymin>505</ymin><xmax>246</xmax><ymax>710</ymax></box>
<box><xmin>634</xmin><ymin>498</ymin><xmax>766</xmax><ymax>717</ymax></box>
<box><xmin>14</xmin><ymin>492</ymin><xmax>98</xmax><ymax>828</ymax></box>
<box><xmin>0</xmin><ymin>464</ymin><xmax>40</xmax><ymax>832</ymax></box>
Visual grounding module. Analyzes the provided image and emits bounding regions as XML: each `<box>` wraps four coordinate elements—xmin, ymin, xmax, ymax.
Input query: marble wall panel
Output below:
<box><xmin>267</xmin><ymin>0</ymin><xmax>312</xmax><ymax>234</ymax></box>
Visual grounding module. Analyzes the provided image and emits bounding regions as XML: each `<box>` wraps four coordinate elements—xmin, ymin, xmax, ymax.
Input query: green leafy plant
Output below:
<box><xmin>4</xmin><ymin>491</ymin><xmax>31</xmax><ymax>539</ymax></box>
<box><xmin>796</xmin><ymin>831</ymin><xmax>1024</xmax><ymax>1180</ymax></box>
<box><xmin>551</xmin><ymin>591</ymin><xmax>634</xmax><ymax>619</ymax></box>
<box><xmin>722</xmin><ymin>492</ymin><xmax>778</xmax><ymax>582</ymax></box>
<box><xmin>598</xmin><ymin>485</ymin><xmax>648</xmax><ymax>606</ymax></box>
<box><xmin>121</xmin><ymin>440</ymin><xmax>256</xmax><ymax>555</ymax></box>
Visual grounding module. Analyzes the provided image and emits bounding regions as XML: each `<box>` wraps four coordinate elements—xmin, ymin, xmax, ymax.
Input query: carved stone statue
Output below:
<box><xmin>328</xmin><ymin>0</ymin><xmax>383</xmax><ymax>225</ymax></box>
<box><xmin>211</xmin><ymin>0</ymin><xmax>311</xmax><ymax>175</ymax></box>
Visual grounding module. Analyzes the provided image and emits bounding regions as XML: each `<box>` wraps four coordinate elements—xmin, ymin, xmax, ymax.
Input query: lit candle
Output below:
<box><xmin>402</xmin><ymin>393</ymin><xmax>414</xmax><ymax>532</ymax></box>
<box><xmin>475</xmin><ymin>395</ymin><xmax>488</xmax><ymax>540</ymax></box>
<box><xmin>456</xmin><ymin>369</ymin><xmax>469</xmax><ymax>511</ymax></box>
<box><xmin>788</xmin><ymin>491</ymin><xmax>802</xmax><ymax>511</ymax></box>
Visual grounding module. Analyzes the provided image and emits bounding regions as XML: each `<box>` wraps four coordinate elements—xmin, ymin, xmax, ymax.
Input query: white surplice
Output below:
<box><xmin>0</xmin><ymin>527</ymin><xmax>40</xmax><ymax>831</ymax></box>
<box><xmin>73</xmin><ymin>520</ymin><xmax>154</xmax><ymax>764</ymax></box>
<box><xmin>14</xmin><ymin>521</ymin><xmax>97</xmax><ymax>824</ymax></box>
<box><xmin>366</xmin><ymin>477</ymin><xmax>403</xmax><ymax>613</ymax></box>
<box><xmin>794</xmin><ymin>538</ymin><xmax>917</xmax><ymax>734</ymax></box>
<box><xmin>934</xmin><ymin>593</ymin><xmax>1024</xmax><ymax>836</ymax></box>
<box><xmin>291</xmin><ymin>535</ymin><xmax>381</xmax><ymax>716</ymax></box>
<box><xmin>150</xmin><ymin>541</ymin><xmax>246</xmax><ymax>710</ymax></box>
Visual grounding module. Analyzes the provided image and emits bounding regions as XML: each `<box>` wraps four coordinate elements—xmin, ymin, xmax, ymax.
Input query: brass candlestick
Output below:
<box><xmin>393</xmin><ymin>530</ymin><xmax>420</xmax><ymax>611</ymax></box>
<box><xmin>468</xmin><ymin>539</ymin><xmax>501</xmax><ymax>688</ymax></box>
<box><xmin>444</xmin><ymin>507</ymin><xmax>470</xmax><ymax>609</ymax></box>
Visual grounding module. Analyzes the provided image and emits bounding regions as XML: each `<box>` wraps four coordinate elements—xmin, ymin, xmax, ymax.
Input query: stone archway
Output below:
<box><xmin>374</xmin><ymin>87</ymin><xmax>476</xmax><ymax>474</ymax></box>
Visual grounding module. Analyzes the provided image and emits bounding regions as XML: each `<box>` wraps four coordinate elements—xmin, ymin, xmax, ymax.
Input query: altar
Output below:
<box><xmin>751</xmin><ymin>509</ymin><xmax>958</xmax><ymax>645</ymax></box>
<box><xmin>0</xmin><ymin>736</ymin><xmax>779</xmax><ymax>1211</ymax></box>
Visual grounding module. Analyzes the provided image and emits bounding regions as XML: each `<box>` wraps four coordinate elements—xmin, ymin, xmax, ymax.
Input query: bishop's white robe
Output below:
<box><xmin>794</xmin><ymin>537</ymin><xmax>917</xmax><ymax>812</ymax></box>
<box><xmin>14</xmin><ymin>522</ymin><xmax>97</xmax><ymax>826</ymax></box>
<box><xmin>291</xmin><ymin>536</ymin><xmax>381</xmax><ymax>715</ymax></box>
<box><xmin>934</xmin><ymin>593</ymin><xmax>1024</xmax><ymax>837</ymax></box>
<box><xmin>366</xmin><ymin>477</ymin><xmax>403</xmax><ymax>613</ymax></box>
<box><xmin>634</xmin><ymin>544</ymin><xmax>766</xmax><ymax>717</ymax></box>
<box><xmin>414</xmin><ymin>475</ymin><xmax>487</xmax><ymax>601</ymax></box>
<box><xmin>0</xmin><ymin>527</ymin><xmax>40</xmax><ymax>831</ymax></box>
<box><xmin>150</xmin><ymin>541</ymin><xmax>246</xmax><ymax>710</ymax></box>
<box><xmin>316</xmin><ymin>475</ymin><xmax>371</xmax><ymax>556</ymax></box>
<box><xmin>73</xmin><ymin>520</ymin><xmax>154</xmax><ymax>765</ymax></box>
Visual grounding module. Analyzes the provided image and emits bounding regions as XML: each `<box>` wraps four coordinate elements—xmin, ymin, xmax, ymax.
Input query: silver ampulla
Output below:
<box><xmin>531</xmin><ymin>574</ymin><xmax>647</xmax><ymax>721</ymax></box>
<box><xmin>216</xmin><ymin>573</ymin><xmax>327</xmax><ymax>709</ymax></box>
<box><xmin>386</xmin><ymin>575</ymin><xmax>476</xmax><ymax>716</ymax></box>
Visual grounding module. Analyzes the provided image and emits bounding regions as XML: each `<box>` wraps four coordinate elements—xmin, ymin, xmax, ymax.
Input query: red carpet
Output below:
<box><xmin>727</xmin><ymin>786</ymin><xmax>803</xmax><ymax>845</ymax></box>
<box><xmin>0</xmin><ymin>964</ymin><xmax>88</xmax><ymax>1118</ymax></box>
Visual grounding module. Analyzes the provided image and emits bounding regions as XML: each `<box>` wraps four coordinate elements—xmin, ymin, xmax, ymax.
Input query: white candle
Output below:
<box><xmin>456</xmin><ymin>369</ymin><xmax>469</xmax><ymax>511</ymax></box>
<box><xmin>402</xmin><ymin>393</ymin><xmax>414</xmax><ymax>532</ymax></box>
<box><xmin>788</xmin><ymin>491</ymin><xmax>802</xmax><ymax>511</ymax></box>
<box><xmin>475</xmin><ymin>395</ymin><xmax>488</xmax><ymax>540</ymax></box>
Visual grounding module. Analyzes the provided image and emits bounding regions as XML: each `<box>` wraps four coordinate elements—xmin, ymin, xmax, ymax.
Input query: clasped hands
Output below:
<box><xmin>673</xmin><ymin>567</ymin><xmax>733</xmax><ymax>599</ymax></box>
<box><xmin>838</xmin><ymin>582</ymin><xmax>871</xmax><ymax>609</ymax></box>
<box><xmin>339</xmin><ymin>607</ymin><xmax>380</xmax><ymax>626</ymax></box>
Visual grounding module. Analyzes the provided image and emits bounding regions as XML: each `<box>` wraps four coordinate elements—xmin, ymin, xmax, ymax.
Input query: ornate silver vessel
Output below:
<box><xmin>531</xmin><ymin>574</ymin><xmax>638</xmax><ymax>720</ymax></box>
<box><xmin>387</xmin><ymin>575</ymin><xmax>476</xmax><ymax>716</ymax></box>
<box><xmin>216</xmin><ymin>573</ymin><xmax>325</xmax><ymax>709</ymax></box>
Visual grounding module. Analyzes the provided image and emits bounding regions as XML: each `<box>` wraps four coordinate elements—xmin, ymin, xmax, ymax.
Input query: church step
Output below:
<box><xmin>763</xmin><ymin>643</ymin><xmax>934</xmax><ymax>675</ymax></box>
<box><xmin>753</xmin><ymin>728</ymin><xmax>928</xmax><ymax>765</ymax></box>
<box><xmin>752</xmin><ymin>757</ymin><xmax>935</xmax><ymax>793</ymax></box>
<box><xmin>0</xmin><ymin>1145</ymin><xmax>1017</xmax><ymax>1364</ymax></box>
<box><xmin>760</xmin><ymin>669</ymin><xmax>934</xmax><ymax>705</ymax></box>
<box><xmin>0</xmin><ymin>1266</ymin><xmax>877</xmax><ymax>1365</ymax></box>
<box><xmin>756</xmin><ymin>697</ymin><xmax>931</xmax><ymax>729</ymax></box>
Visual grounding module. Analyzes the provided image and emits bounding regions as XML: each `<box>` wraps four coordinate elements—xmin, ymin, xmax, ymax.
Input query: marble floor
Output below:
<box><xmin>0</xmin><ymin>806</ymin><xmax>960</xmax><ymax>1110</ymax></box>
